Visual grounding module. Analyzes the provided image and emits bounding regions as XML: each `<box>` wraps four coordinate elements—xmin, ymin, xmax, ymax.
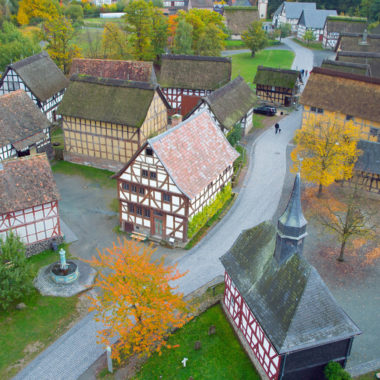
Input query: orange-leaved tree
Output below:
<box><xmin>88</xmin><ymin>238</ymin><xmax>191</xmax><ymax>361</ymax></box>
<box><xmin>291</xmin><ymin>114</ymin><xmax>361</xmax><ymax>196</ymax></box>
<box><xmin>17</xmin><ymin>0</ymin><xmax>60</xmax><ymax>26</ymax></box>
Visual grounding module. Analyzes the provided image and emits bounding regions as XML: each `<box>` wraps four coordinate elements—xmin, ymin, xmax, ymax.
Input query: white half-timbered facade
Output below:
<box><xmin>0</xmin><ymin>154</ymin><xmax>62</xmax><ymax>256</ymax></box>
<box><xmin>114</xmin><ymin>110</ymin><xmax>239</xmax><ymax>242</ymax></box>
<box><xmin>0</xmin><ymin>52</ymin><xmax>68</xmax><ymax>122</ymax></box>
<box><xmin>0</xmin><ymin>90</ymin><xmax>53</xmax><ymax>161</ymax></box>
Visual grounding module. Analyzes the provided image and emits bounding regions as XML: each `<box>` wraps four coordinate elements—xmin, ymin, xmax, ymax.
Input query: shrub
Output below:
<box><xmin>188</xmin><ymin>184</ymin><xmax>232</xmax><ymax>239</ymax></box>
<box><xmin>324</xmin><ymin>361</ymin><xmax>352</xmax><ymax>380</ymax></box>
<box><xmin>227</xmin><ymin>123</ymin><xmax>242</xmax><ymax>147</ymax></box>
<box><xmin>0</xmin><ymin>231</ymin><xmax>34</xmax><ymax>311</ymax></box>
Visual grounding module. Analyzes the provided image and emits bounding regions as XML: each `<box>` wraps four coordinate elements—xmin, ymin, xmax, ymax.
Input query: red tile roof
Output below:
<box><xmin>0</xmin><ymin>154</ymin><xmax>60</xmax><ymax>214</ymax></box>
<box><xmin>69</xmin><ymin>59</ymin><xmax>155</xmax><ymax>82</ymax></box>
<box><xmin>149</xmin><ymin>110</ymin><xmax>239</xmax><ymax>199</ymax></box>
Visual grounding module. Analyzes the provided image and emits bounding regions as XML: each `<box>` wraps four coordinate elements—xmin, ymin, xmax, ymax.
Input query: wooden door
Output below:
<box><xmin>154</xmin><ymin>218</ymin><xmax>163</xmax><ymax>236</ymax></box>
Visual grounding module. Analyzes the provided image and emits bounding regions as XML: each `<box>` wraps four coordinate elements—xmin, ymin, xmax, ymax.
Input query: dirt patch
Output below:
<box><xmin>23</xmin><ymin>341</ymin><xmax>44</xmax><ymax>355</ymax></box>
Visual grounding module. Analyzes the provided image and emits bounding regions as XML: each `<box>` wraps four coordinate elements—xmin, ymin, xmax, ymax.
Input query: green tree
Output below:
<box><xmin>0</xmin><ymin>231</ymin><xmax>33</xmax><ymax>311</ymax></box>
<box><xmin>242</xmin><ymin>21</ymin><xmax>268</xmax><ymax>57</ymax></box>
<box><xmin>196</xmin><ymin>23</ymin><xmax>225</xmax><ymax>56</ymax></box>
<box><xmin>102</xmin><ymin>22</ymin><xmax>130</xmax><ymax>59</ymax></box>
<box><xmin>0</xmin><ymin>21</ymin><xmax>41</xmax><ymax>72</ymax></box>
<box><xmin>42</xmin><ymin>15</ymin><xmax>81</xmax><ymax>74</ymax></box>
<box><xmin>324</xmin><ymin>361</ymin><xmax>352</xmax><ymax>380</ymax></box>
<box><xmin>303</xmin><ymin>29</ymin><xmax>315</xmax><ymax>45</ymax></box>
<box><xmin>151</xmin><ymin>8</ymin><xmax>168</xmax><ymax>57</ymax></box>
<box><xmin>173</xmin><ymin>19</ymin><xmax>193</xmax><ymax>54</ymax></box>
<box><xmin>279</xmin><ymin>23</ymin><xmax>292</xmax><ymax>42</ymax></box>
<box><xmin>64</xmin><ymin>4</ymin><xmax>84</xmax><ymax>27</ymax></box>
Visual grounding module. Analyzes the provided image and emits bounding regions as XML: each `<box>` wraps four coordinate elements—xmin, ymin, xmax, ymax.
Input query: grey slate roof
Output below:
<box><xmin>6</xmin><ymin>52</ymin><xmax>68</xmax><ymax>102</ymax></box>
<box><xmin>279</xmin><ymin>1</ymin><xmax>316</xmax><ymax>19</ymax></box>
<box><xmin>0</xmin><ymin>90</ymin><xmax>50</xmax><ymax>147</ymax></box>
<box><xmin>355</xmin><ymin>140</ymin><xmax>380</xmax><ymax>175</ymax></box>
<box><xmin>298</xmin><ymin>9</ymin><xmax>337</xmax><ymax>29</ymax></box>
<box><xmin>201</xmin><ymin>76</ymin><xmax>256</xmax><ymax>130</ymax></box>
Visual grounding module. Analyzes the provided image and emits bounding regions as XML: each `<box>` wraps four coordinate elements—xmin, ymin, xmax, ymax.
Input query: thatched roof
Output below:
<box><xmin>336</xmin><ymin>32</ymin><xmax>380</xmax><ymax>53</ymax></box>
<box><xmin>58</xmin><ymin>75</ymin><xmax>159</xmax><ymax>127</ymax></box>
<box><xmin>337</xmin><ymin>51</ymin><xmax>380</xmax><ymax>78</ymax></box>
<box><xmin>253</xmin><ymin>66</ymin><xmax>301</xmax><ymax>89</ymax></box>
<box><xmin>202</xmin><ymin>76</ymin><xmax>256</xmax><ymax>130</ymax></box>
<box><xmin>0</xmin><ymin>154</ymin><xmax>60</xmax><ymax>215</ymax></box>
<box><xmin>3</xmin><ymin>52</ymin><xmax>68</xmax><ymax>102</ymax></box>
<box><xmin>321</xmin><ymin>59</ymin><xmax>371</xmax><ymax>76</ymax></box>
<box><xmin>69</xmin><ymin>59</ymin><xmax>156</xmax><ymax>83</ymax></box>
<box><xmin>156</xmin><ymin>55</ymin><xmax>231</xmax><ymax>90</ymax></box>
<box><xmin>325</xmin><ymin>16</ymin><xmax>367</xmax><ymax>34</ymax></box>
<box><xmin>0</xmin><ymin>90</ymin><xmax>50</xmax><ymax>147</ymax></box>
<box><xmin>224</xmin><ymin>6</ymin><xmax>259</xmax><ymax>35</ymax></box>
<box><xmin>300</xmin><ymin>68</ymin><xmax>380</xmax><ymax>123</ymax></box>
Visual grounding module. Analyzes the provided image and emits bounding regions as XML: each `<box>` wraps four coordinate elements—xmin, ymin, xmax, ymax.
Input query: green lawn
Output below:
<box><xmin>0</xmin><ymin>245</ymin><xmax>79</xmax><ymax>379</ymax></box>
<box><xmin>224</xmin><ymin>39</ymin><xmax>246</xmax><ymax>49</ymax></box>
<box><xmin>83</xmin><ymin>17</ymin><xmax>123</xmax><ymax>28</ymax></box>
<box><xmin>252</xmin><ymin>114</ymin><xmax>266</xmax><ymax>129</ymax></box>
<box><xmin>230</xmin><ymin>50</ymin><xmax>295</xmax><ymax>86</ymax></box>
<box><xmin>52</xmin><ymin>161</ymin><xmax>114</xmax><ymax>188</ymax></box>
<box><xmin>51</xmin><ymin>127</ymin><xmax>64</xmax><ymax>150</ymax></box>
<box><xmin>134</xmin><ymin>304</ymin><xmax>260</xmax><ymax>380</ymax></box>
<box><xmin>73</xmin><ymin>27</ymin><xmax>104</xmax><ymax>57</ymax></box>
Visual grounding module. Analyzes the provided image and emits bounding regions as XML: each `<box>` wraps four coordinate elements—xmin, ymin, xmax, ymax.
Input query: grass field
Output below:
<box><xmin>0</xmin><ymin>245</ymin><xmax>79</xmax><ymax>380</ymax></box>
<box><xmin>73</xmin><ymin>27</ymin><xmax>104</xmax><ymax>57</ymax></box>
<box><xmin>134</xmin><ymin>304</ymin><xmax>260</xmax><ymax>380</ymax></box>
<box><xmin>292</xmin><ymin>38</ymin><xmax>324</xmax><ymax>50</ymax></box>
<box><xmin>230</xmin><ymin>49</ymin><xmax>295</xmax><ymax>86</ymax></box>
<box><xmin>83</xmin><ymin>17</ymin><xmax>123</xmax><ymax>28</ymax></box>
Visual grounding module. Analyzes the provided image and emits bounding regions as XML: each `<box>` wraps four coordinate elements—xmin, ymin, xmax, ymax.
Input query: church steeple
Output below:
<box><xmin>274</xmin><ymin>173</ymin><xmax>308</xmax><ymax>265</ymax></box>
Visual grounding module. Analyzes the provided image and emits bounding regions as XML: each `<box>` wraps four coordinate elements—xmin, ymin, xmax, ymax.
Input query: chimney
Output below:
<box><xmin>171</xmin><ymin>114</ymin><xmax>183</xmax><ymax>127</ymax></box>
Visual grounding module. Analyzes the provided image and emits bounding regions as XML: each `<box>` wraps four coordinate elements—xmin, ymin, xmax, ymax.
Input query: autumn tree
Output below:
<box><xmin>88</xmin><ymin>239</ymin><xmax>191</xmax><ymax>361</ymax></box>
<box><xmin>173</xmin><ymin>19</ymin><xmax>193</xmax><ymax>55</ymax></box>
<box><xmin>151</xmin><ymin>8</ymin><xmax>168</xmax><ymax>57</ymax></box>
<box><xmin>303</xmin><ymin>29</ymin><xmax>315</xmax><ymax>45</ymax></box>
<box><xmin>101</xmin><ymin>22</ymin><xmax>130</xmax><ymax>59</ymax></box>
<box><xmin>197</xmin><ymin>23</ymin><xmax>225</xmax><ymax>56</ymax></box>
<box><xmin>291</xmin><ymin>115</ymin><xmax>361</xmax><ymax>196</ymax></box>
<box><xmin>242</xmin><ymin>21</ymin><xmax>268</xmax><ymax>57</ymax></box>
<box><xmin>17</xmin><ymin>0</ymin><xmax>60</xmax><ymax>25</ymax></box>
<box><xmin>42</xmin><ymin>15</ymin><xmax>81</xmax><ymax>74</ymax></box>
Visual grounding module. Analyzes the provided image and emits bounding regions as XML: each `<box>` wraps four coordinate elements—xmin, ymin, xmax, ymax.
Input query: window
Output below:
<box><xmin>317</xmin><ymin>108</ymin><xmax>324</xmax><ymax>114</ymax></box>
<box><xmin>122</xmin><ymin>182</ymin><xmax>129</xmax><ymax>191</ymax></box>
<box><xmin>142</xmin><ymin>170</ymin><xmax>148</xmax><ymax>178</ymax></box>
<box><xmin>150</xmin><ymin>171</ymin><xmax>157</xmax><ymax>179</ymax></box>
<box><xmin>154</xmin><ymin>210</ymin><xmax>163</xmax><ymax>216</ymax></box>
<box><xmin>9</xmin><ymin>80</ymin><xmax>20</xmax><ymax>91</ymax></box>
<box><xmin>370</xmin><ymin>127</ymin><xmax>378</xmax><ymax>137</ymax></box>
<box><xmin>136</xmin><ymin>207</ymin><xmax>143</xmax><ymax>216</ymax></box>
<box><xmin>131</xmin><ymin>185</ymin><xmax>137</xmax><ymax>193</ymax></box>
<box><xmin>163</xmin><ymin>193</ymin><xmax>171</xmax><ymax>202</ymax></box>
<box><xmin>311</xmin><ymin>106</ymin><xmax>317</xmax><ymax>112</ymax></box>
<box><xmin>346</xmin><ymin>115</ymin><xmax>354</xmax><ymax>121</ymax></box>
<box><xmin>144</xmin><ymin>208</ymin><xmax>150</xmax><ymax>217</ymax></box>
<box><xmin>146</xmin><ymin>148</ymin><xmax>153</xmax><ymax>156</ymax></box>
<box><xmin>128</xmin><ymin>203</ymin><xmax>134</xmax><ymax>213</ymax></box>
<box><xmin>139</xmin><ymin>187</ymin><xmax>145</xmax><ymax>195</ymax></box>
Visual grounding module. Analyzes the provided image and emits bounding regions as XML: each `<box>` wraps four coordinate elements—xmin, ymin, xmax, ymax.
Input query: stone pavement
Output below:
<box><xmin>13</xmin><ymin>39</ymin><xmax>314</xmax><ymax>380</ymax></box>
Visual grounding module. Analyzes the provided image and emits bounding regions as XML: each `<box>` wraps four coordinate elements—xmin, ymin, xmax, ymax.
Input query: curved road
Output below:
<box><xmin>14</xmin><ymin>39</ymin><xmax>314</xmax><ymax>380</ymax></box>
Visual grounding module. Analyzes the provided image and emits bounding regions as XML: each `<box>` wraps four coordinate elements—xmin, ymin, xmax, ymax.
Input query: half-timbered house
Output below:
<box><xmin>322</xmin><ymin>16</ymin><xmax>367</xmax><ymax>49</ymax></box>
<box><xmin>253</xmin><ymin>66</ymin><xmax>302</xmax><ymax>106</ymax></box>
<box><xmin>0</xmin><ymin>52</ymin><xmax>68</xmax><ymax>122</ymax></box>
<box><xmin>162</xmin><ymin>0</ymin><xmax>188</xmax><ymax>15</ymax></box>
<box><xmin>155</xmin><ymin>55</ymin><xmax>232</xmax><ymax>116</ymax></box>
<box><xmin>190</xmin><ymin>76</ymin><xmax>256</xmax><ymax>135</ymax></box>
<box><xmin>300</xmin><ymin>68</ymin><xmax>380</xmax><ymax>192</ymax></box>
<box><xmin>69</xmin><ymin>58</ymin><xmax>157</xmax><ymax>83</ymax></box>
<box><xmin>220</xmin><ymin>174</ymin><xmax>361</xmax><ymax>380</ymax></box>
<box><xmin>0</xmin><ymin>154</ymin><xmax>62</xmax><ymax>256</ymax></box>
<box><xmin>0</xmin><ymin>91</ymin><xmax>52</xmax><ymax>161</ymax></box>
<box><xmin>272</xmin><ymin>2</ymin><xmax>316</xmax><ymax>31</ymax></box>
<box><xmin>224</xmin><ymin>7</ymin><xmax>260</xmax><ymax>39</ymax></box>
<box><xmin>57</xmin><ymin>75</ymin><xmax>170</xmax><ymax>171</ymax></box>
<box><xmin>296</xmin><ymin>9</ymin><xmax>337</xmax><ymax>41</ymax></box>
<box><xmin>113</xmin><ymin>110</ymin><xmax>239</xmax><ymax>242</ymax></box>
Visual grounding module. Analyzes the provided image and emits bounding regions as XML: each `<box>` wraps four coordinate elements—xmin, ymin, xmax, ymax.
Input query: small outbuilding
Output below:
<box><xmin>224</xmin><ymin>6</ymin><xmax>260</xmax><ymax>39</ymax></box>
<box><xmin>0</xmin><ymin>154</ymin><xmax>62</xmax><ymax>256</ymax></box>
<box><xmin>0</xmin><ymin>52</ymin><xmax>68</xmax><ymax>122</ymax></box>
<box><xmin>0</xmin><ymin>90</ymin><xmax>52</xmax><ymax>161</ymax></box>
<box><xmin>253</xmin><ymin>66</ymin><xmax>302</xmax><ymax>106</ymax></box>
<box><xmin>220</xmin><ymin>174</ymin><xmax>361</xmax><ymax>380</ymax></box>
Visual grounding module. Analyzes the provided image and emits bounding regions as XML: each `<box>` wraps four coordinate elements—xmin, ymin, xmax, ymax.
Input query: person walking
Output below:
<box><xmin>275</xmin><ymin>123</ymin><xmax>280</xmax><ymax>134</ymax></box>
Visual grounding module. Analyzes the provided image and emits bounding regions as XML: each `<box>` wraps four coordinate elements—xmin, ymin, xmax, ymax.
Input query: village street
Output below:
<box><xmin>13</xmin><ymin>39</ymin><xmax>340</xmax><ymax>380</ymax></box>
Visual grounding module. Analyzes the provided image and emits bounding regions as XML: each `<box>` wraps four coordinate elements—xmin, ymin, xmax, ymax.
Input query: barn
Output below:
<box><xmin>0</xmin><ymin>154</ymin><xmax>62</xmax><ymax>256</ymax></box>
<box><xmin>220</xmin><ymin>174</ymin><xmax>361</xmax><ymax>379</ymax></box>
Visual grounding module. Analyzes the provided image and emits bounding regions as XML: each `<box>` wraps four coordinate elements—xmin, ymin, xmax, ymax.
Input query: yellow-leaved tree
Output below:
<box><xmin>88</xmin><ymin>238</ymin><xmax>191</xmax><ymax>362</ymax></box>
<box><xmin>17</xmin><ymin>0</ymin><xmax>60</xmax><ymax>26</ymax></box>
<box><xmin>291</xmin><ymin>114</ymin><xmax>361</xmax><ymax>196</ymax></box>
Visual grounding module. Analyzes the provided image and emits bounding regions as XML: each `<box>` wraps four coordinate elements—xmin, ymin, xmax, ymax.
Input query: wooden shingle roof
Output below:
<box><xmin>156</xmin><ymin>55</ymin><xmax>231</xmax><ymax>90</ymax></box>
<box><xmin>148</xmin><ymin>110</ymin><xmax>239</xmax><ymax>199</ymax></box>
<box><xmin>224</xmin><ymin>7</ymin><xmax>259</xmax><ymax>35</ymax></box>
<box><xmin>69</xmin><ymin>59</ymin><xmax>156</xmax><ymax>83</ymax></box>
<box><xmin>253</xmin><ymin>66</ymin><xmax>301</xmax><ymax>89</ymax></box>
<box><xmin>300</xmin><ymin>68</ymin><xmax>380</xmax><ymax>123</ymax></box>
<box><xmin>0</xmin><ymin>154</ymin><xmax>60</xmax><ymax>215</ymax></box>
<box><xmin>0</xmin><ymin>91</ymin><xmax>50</xmax><ymax>147</ymax></box>
<box><xmin>202</xmin><ymin>76</ymin><xmax>256</xmax><ymax>130</ymax></box>
<box><xmin>58</xmin><ymin>75</ymin><xmax>163</xmax><ymax>128</ymax></box>
<box><xmin>3</xmin><ymin>52</ymin><xmax>68</xmax><ymax>102</ymax></box>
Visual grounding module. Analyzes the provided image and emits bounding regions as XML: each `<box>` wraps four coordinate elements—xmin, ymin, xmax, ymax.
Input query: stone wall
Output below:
<box><xmin>26</xmin><ymin>235</ymin><xmax>64</xmax><ymax>258</ymax></box>
<box><xmin>64</xmin><ymin>151</ymin><xmax>123</xmax><ymax>172</ymax></box>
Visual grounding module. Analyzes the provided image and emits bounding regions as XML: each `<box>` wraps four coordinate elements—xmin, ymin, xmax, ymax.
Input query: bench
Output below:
<box><xmin>130</xmin><ymin>232</ymin><xmax>147</xmax><ymax>242</ymax></box>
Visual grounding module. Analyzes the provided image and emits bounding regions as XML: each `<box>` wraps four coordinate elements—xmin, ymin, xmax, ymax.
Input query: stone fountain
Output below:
<box><xmin>51</xmin><ymin>248</ymin><xmax>79</xmax><ymax>284</ymax></box>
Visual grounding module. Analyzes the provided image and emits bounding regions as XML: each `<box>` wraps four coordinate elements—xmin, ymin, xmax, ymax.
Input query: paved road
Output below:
<box><xmin>14</xmin><ymin>39</ymin><xmax>313</xmax><ymax>380</ymax></box>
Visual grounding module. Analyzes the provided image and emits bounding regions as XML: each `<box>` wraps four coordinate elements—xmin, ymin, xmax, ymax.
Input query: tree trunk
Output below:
<box><xmin>318</xmin><ymin>183</ymin><xmax>323</xmax><ymax>197</ymax></box>
<box><xmin>251</xmin><ymin>51</ymin><xmax>255</xmax><ymax>57</ymax></box>
<box><xmin>338</xmin><ymin>240</ymin><xmax>346</xmax><ymax>262</ymax></box>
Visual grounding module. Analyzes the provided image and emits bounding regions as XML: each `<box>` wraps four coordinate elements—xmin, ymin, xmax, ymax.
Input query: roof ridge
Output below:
<box><xmin>1</xmin><ymin>152</ymin><xmax>47</xmax><ymax>165</ymax></box>
<box><xmin>161</xmin><ymin>54</ymin><xmax>231</xmax><ymax>63</ymax></box>
<box><xmin>257</xmin><ymin>65</ymin><xmax>300</xmax><ymax>75</ymax></box>
<box><xmin>312</xmin><ymin>67</ymin><xmax>380</xmax><ymax>84</ymax></box>
<box><xmin>10</xmin><ymin>51</ymin><xmax>49</xmax><ymax>70</ymax></box>
<box><xmin>322</xmin><ymin>59</ymin><xmax>370</xmax><ymax>69</ymax></box>
<box><xmin>338</xmin><ymin>51</ymin><xmax>380</xmax><ymax>57</ymax></box>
